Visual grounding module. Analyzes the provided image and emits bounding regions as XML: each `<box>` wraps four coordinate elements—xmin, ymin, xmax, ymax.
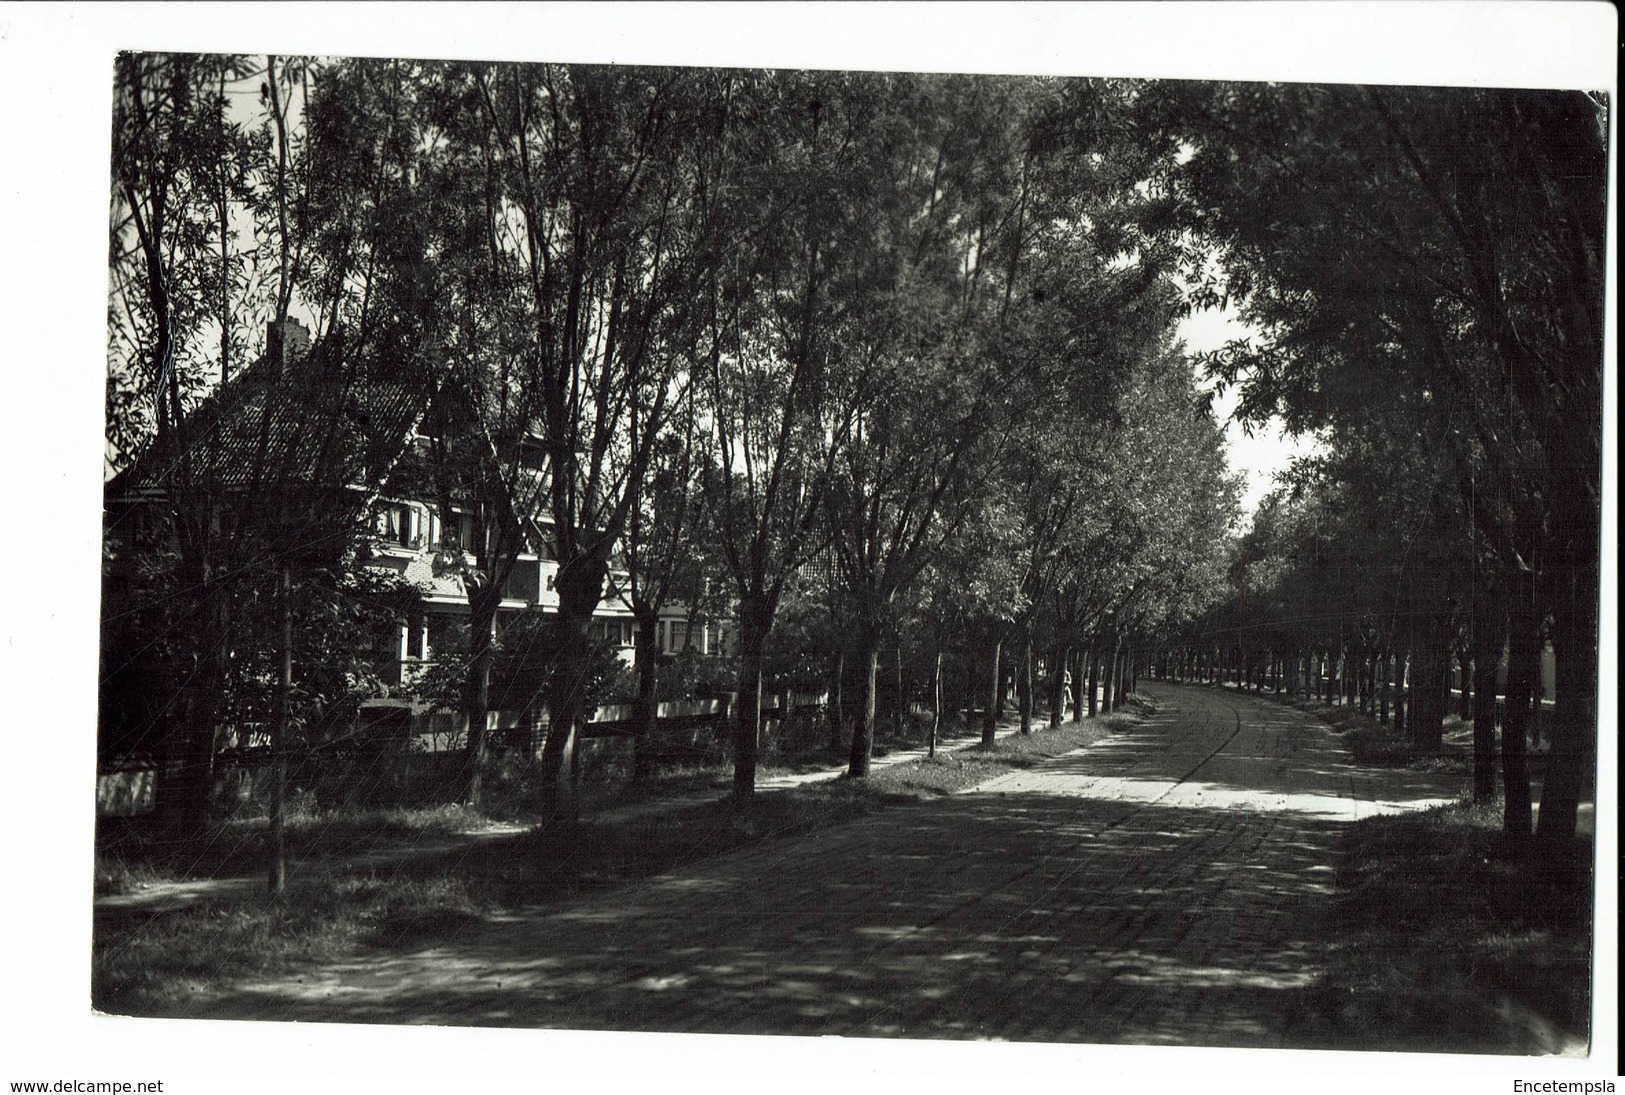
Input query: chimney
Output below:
<box><xmin>266</xmin><ymin>317</ymin><xmax>312</xmax><ymax>376</ymax></box>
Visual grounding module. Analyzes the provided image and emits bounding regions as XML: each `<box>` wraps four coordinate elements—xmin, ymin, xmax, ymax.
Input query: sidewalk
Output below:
<box><xmin>95</xmin><ymin>713</ymin><xmax>1032</xmax><ymax>912</ymax></box>
<box><xmin>588</xmin><ymin>713</ymin><xmax>1027</xmax><ymax>824</ymax></box>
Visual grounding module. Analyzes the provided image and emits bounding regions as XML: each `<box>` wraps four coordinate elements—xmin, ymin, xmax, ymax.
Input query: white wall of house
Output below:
<box><xmin>366</xmin><ymin>494</ymin><xmax>727</xmax><ymax>682</ymax></box>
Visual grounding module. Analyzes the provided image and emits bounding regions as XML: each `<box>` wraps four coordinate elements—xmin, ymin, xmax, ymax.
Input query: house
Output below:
<box><xmin>109</xmin><ymin>316</ymin><xmax>726</xmax><ymax>700</ymax></box>
<box><xmin>99</xmin><ymin>316</ymin><xmax>438</xmax><ymax>812</ymax></box>
<box><xmin>360</xmin><ymin>475</ymin><xmax>729</xmax><ymax>688</ymax></box>
<box><xmin>101</xmin><ymin>318</ymin><xmax>736</xmax><ymax>811</ymax></box>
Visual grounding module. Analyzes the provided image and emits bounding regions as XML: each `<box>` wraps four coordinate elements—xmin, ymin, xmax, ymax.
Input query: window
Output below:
<box><xmin>589</xmin><ymin>620</ymin><xmax>634</xmax><ymax>647</ymax></box>
<box><xmin>373</xmin><ymin>503</ymin><xmax>417</xmax><ymax>548</ymax></box>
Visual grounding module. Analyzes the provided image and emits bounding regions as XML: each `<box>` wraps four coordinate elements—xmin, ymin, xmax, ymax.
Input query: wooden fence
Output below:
<box><xmin>97</xmin><ymin>690</ymin><xmax>836</xmax><ymax>816</ymax></box>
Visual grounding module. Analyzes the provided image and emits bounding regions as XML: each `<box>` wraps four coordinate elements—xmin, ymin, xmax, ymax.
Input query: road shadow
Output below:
<box><xmin>121</xmin><ymin>683</ymin><xmax>1579</xmax><ymax>1052</ymax></box>
<box><xmin>155</xmin><ymin>791</ymin><xmax>1413</xmax><ymax>1047</ymax></box>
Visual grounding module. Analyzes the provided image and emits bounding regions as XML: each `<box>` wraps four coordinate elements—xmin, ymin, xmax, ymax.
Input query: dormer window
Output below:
<box><xmin>373</xmin><ymin>502</ymin><xmax>422</xmax><ymax>549</ymax></box>
<box><xmin>433</xmin><ymin>510</ymin><xmax>475</xmax><ymax>553</ymax></box>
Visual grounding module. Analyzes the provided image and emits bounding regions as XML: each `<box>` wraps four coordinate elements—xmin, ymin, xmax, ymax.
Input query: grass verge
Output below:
<box><xmin>95</xmin><ymin>703</ymin><xmax>1138</xmax><ymax>1015</ymax></box>
<box><xmin>1215</xmin><ymin>683</ymin><xmax>1474</xmax><ymax>774</ymax></box>
<box><xmin>95</xmin><ymin>803</ymin><xmax>507</xmax><ymax>894</ymax></box>
<box><xmin>858</xmin><ymin>710</ymin><xmax>1131</xmax><ymax>796</ymax></box>
<box><xmin>1289</xmin><ymin>797</ymin><xmax>1592</xmax><ymax>1054</ymax></box>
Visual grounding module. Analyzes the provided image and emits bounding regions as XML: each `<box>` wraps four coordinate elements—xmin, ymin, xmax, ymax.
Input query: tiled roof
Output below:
<box><xmin>114</xmin><ymin>352</ymin><xmax>431</xmax><ymax>499</ymax></box>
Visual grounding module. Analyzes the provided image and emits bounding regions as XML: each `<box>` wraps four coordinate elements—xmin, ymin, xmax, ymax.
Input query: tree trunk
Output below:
<box><xmin>145</xmin><ymin>157</ymin><xmax>215</xmax><ymax>833</ymax></box>
<box><xmin>1069</xmin><ymin>647</ymin><xmax>1085</xmax><ymax>722</ymax></box>
<box><xmin>988</xmin><ymin>649</ymin><xmax>1001</xmax><ymax>724</ymax></box>
<box><xmin>893</xmin><ymin>639</ymin><xmax>906</xmax><ymax>738</ymax></box>
<box><xmin>1536</xmin><ymin>555</ymin><xmax>1598</xmax><ymax>851</ymax></box>
<box><xmin>1378</xmin><ymin>649</ymin><xmax>1391</xmax><ymax>725</ymax></box>
<box><xmin>928</xmin><ymin>645</ymin><xmax>942</xmax><ymax>757</ymax></box>
<box><xmin>827</xmin><ymin>647</ymin><xmax>845</xmax><ymax>753</ymax></box>
<box><xmin>962</xmin><ymin>648</ymin><xmax>975</xmax><ymax>732</ymax></box>
<box><xmin>1392</xmin><ymin>652</ymin><xmax>1409</xmax><ymax>737</ymax></box>
<box><xmin>1407</xmin><ymin>606</ymin><xmax>1451</xmax><ymax>752</ymax></box>
<box><xmin>729</xmin><ymin>596</ymin><xmax>775</xmax><ymax>798</ymax></box>
<box><xmin>537</xmin><ymin>611</ymin><xmax>589</xmax><ymax>819</ymax></box>
<box><xmin>848</xmin><ymin>628</ymin><xmax>881</xmax><ymax>777</ymax></box>
<box><xmin>982</xmin><ymin>632</ymin><xmax>1003</xmax><ymax>746</ymax></box>
<box><xmin>1470</xmin><ymin>603</ymin><xmax>1506</xmax><ymax>805</ymax></box>
<box><xmin>1017</xmin><ymin>633</ymin><xmax>1033</xmax><ymax>734</ymax></box>
<box><xmin>463</xmin><ymin>587</ymin><xmax>500</xmax><ymax>810</ymax></box>
<box><xmin>268</xmin><ymin>560</ymin><xmax>291</xmax><ymax>898</ymax></box>
<box><xmin>158</xmin><ymin>558</ymin><xmax>227</xmax><ymax>831</ymax></box>
<box><xmin>1045</xmin><ymin>645</ymin><xmax>1063</xmax><ymax>727</ymax></box>
<box><xmin>1086</xmin><ymin>646</ymin><xmax>1099</xmax><ymax>717</ymax></box>
<box><xmin>631</xmin><ymin>603</ymin><xmax>660</xmax><ymax>782</ymax></box>
<box><xmin>1103</xmin><ymin>639</ymin><xmax>1120</xmax><ymax>713</ymax></box>
<box><xmin>538</xmin><ymin>541</ymin><xmax>615</xmax><ymax>818</ymax></box>
<box><xmin>1500</xmin><ymin>585</ymin><xmax>1539</xmax><ymax>840</ymax></box>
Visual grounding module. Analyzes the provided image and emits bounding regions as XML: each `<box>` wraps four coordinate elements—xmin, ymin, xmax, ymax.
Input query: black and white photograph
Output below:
<box><xmin>2</xmin><ymin>4</ymin><xmax>1616</xmax><ymax>1094</ymax></box>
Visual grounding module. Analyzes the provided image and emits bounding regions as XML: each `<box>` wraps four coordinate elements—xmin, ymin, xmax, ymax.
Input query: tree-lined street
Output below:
<box><xmin>170</xmin><ymin>684</ymin><xmax>1478</xmax><ymax>1046</ymax></box>
<box><xmin>92</xmin><ymin>48</ymin><xmax>1605</xmax><ymax>1059</ymax></box>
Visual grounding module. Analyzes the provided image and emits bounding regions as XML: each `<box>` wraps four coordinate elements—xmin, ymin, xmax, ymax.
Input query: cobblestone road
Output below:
<box><xmin>189</xmin><ymin>683</ymin><xmax>1463</xmax><ymax>1046</ymax></box>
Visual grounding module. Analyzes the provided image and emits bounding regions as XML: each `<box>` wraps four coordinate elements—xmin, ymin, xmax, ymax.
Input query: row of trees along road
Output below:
<box><xmin>1145</xmin><ymin>83</ymin><xmax>1606</xmax><ymax>854</ymax></box>
<box><xmin>104</xmin><ymin>55</ymin><xmax>1241</xmax><ymax>822</ymax></box>
<box><xmin>134</xmin><ymin>57</ymin><xmax>1618</xmax><ymax>837</ymax></box>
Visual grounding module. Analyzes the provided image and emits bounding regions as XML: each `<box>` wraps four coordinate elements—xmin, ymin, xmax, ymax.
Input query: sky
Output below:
<box><xmin>1175</xmin><ymin>304</ymin><xmax>1321</xmax><ymax>519</ymax></box>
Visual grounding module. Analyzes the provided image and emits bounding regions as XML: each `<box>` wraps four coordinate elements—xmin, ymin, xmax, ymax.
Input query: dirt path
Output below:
<box><xmin>176</xmin><ymin>683</ymin><xmax>1463</xmax><ymax>1045</ymax></box>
